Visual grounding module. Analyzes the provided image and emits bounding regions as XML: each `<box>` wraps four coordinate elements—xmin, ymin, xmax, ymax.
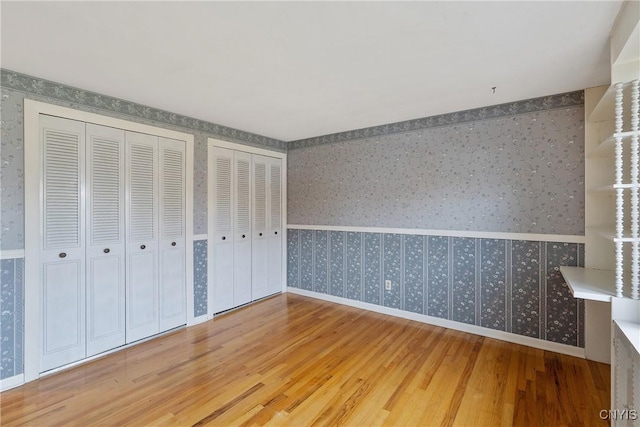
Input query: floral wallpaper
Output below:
<box><xmin>288</xmin><ymin>228</ymin><xmax>586</xmax><ymax>348</ymax></box>
<box><xmin>193</xmin><ymin>240</ymin><xmax>208</xmax><ymax>318</ymax></box>
<box><xmin>288</xmin><ymin>102</ymin><xmax>585</xmax><ymax>236</ymax></box>
<box><xmin>1</xmin><ymin>258</ymin><xmax>23</xmax><ymax>380</ymax></box>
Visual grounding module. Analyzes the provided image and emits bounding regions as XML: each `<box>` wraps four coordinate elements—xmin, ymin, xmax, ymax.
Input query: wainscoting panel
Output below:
<box><xmin>288</xmin><ymin>228</ymin><xmax>586</xmax><ymax>348</ymax></box>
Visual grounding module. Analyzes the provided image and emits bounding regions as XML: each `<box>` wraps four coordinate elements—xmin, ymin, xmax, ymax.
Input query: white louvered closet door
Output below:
<box><xmin>211</xmin><ymin>147</ymin><xmax>235</xmax><ymax>313</ymax></box>
<box><xmin>251</xmin><ymin>155</ymin><xmax>269</xmax><ymax>301</ymax></box>
<box><xmin>234</xmin><ymin>150</ymin><xmax>253</xmax><ymax>307</ymax></box>
<box><xmin>125</xmin><ymin>131</ymin><xmax>160</xmax><ymax>343</ymax></box>
<box><xmin>266</xmin><ymin>157</ymin><xmax>283</xmax><ymax>295</ymax></box>
<box><xmin>86</xmin><ymin>124</ymin><xmax>126</xmax><ymax>357</ymax></box>
<box><xmin>39</xmin><ymin>115</ymin><xmax>87</xmax><ymax>372</ymax></box>
<box><xmin>158</xmin><ymin>137</ymin><xmax>187</xmax><ymax>331</ymax></box>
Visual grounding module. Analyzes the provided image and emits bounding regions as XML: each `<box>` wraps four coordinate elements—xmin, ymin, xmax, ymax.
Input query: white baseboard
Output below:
<box><xmin>287</xmin><ymin>287</ymin><xmax>587</xmax><ymax>359</ymax></box>
<box><xmin>190</xmin><ymin>314</ymin><xmax>209</xmax><ymax>326</ymax></box>
<box><xmin>1</xmin><ymin>374</ymin><xmax>24</xmax><ymax>392</ymax></box>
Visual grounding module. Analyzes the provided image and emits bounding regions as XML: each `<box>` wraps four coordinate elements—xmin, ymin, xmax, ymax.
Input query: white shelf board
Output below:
<box><xmin>559</xmin><ymin>266</ymin><xmax>617</xmax><ymax>302</ymax></box>
<box><xmin>615</xmin><ymin>320</ymin><xmax>640</xmax><ymax>354</ymax></box>
<box><xmin>588</xmin><ymin>85</ymin><xmax>616</xmax><ymax>122</ymax></box>
<box><xmin>589</xmin><ymin>131</ymin><xmax>640</xmax><ymax>158</ymax></box>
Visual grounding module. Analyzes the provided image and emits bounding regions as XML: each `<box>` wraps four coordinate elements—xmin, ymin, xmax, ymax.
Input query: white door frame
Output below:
<box><xmin>207</xmin><ymin>138</ymin><xmax>287</xmax><ymax>318</ymax></box>
<box><xmin>24</xmin><ymin>99</ymin><xmax>195</xmax><ymax>383</ymax></box>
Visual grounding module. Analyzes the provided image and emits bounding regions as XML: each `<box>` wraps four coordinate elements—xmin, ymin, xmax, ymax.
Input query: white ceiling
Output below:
<box><xmin>1</xmin><ymin>1</ymin><xmax>623</xmax><ymax>142</ymax></box>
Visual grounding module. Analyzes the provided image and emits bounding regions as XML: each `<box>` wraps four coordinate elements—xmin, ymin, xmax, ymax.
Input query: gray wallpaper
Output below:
<box><xmin>288</xmin><ymin>229</ymin><xmax>586</xmax><ymax>348</ymax></box>
<box><xmin>288</xmin><ymin>106</ymin><xmax>585</xmax><ymax>235</ymax></box>
<box><xmin>0</xmin><ymin>69</ymin><xmax>287</xmax><ymax>249</ymax></box>
<box><xmin>1</xmin><ymin>258</ymin><xmax>23</xmax><ymax>380</ymax></box>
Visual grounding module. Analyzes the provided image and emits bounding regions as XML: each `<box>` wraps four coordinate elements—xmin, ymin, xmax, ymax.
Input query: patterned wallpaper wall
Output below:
<box><xmin>288</xmin><ymin>229</ymin><xmax>585</xmax><ymax>348</ymax></box>
<box><xmin>0</xmin><ymin>258</ymin><xmax>23</xmax><ymax>380</ymax></box>
<box><xmin>0</xmin><ymin>69</ymin><xmax>287</xmax><ymax>250</ymax></box>
<box><xmin>288</xmin><ymin>100</ymin><xmax>585</xmax><ymax>235</ymax></box>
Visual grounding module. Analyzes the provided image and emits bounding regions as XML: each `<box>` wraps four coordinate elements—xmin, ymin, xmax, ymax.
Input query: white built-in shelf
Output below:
<box><xmin>615</xmin><ymin>320</ymin><xmax>640</xmax><ymax>354</ymax></box>
<box><xmin>589</xmin><ymin>131</ymin><xmax>640</xmax><ymax>158</ymax></box>
<box><xmin>589</xmin><ymin>85</ymin><xmax>617</xmax><ymax>122</ymax></box>
<box><xmin>560</xmin><ymin>266</ymin><xmax>617</xmax><ymax>302</ymax></box>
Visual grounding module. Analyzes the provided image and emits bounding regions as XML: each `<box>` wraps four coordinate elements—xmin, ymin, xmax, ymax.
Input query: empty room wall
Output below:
<box><xmin>0</xmin><ymin>70</ymin><xmax>285</xmax><ymax>381</ymax></box>
<box><xmin>287</xmin><ymin>91</ymin><xmax>587</xmax><ymax>349</ymax></box>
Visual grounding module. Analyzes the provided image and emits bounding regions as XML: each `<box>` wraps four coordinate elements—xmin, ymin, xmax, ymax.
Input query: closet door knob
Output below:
<box><xmin>275</xmin><ymin>231</ymin><xmax>278</xmax><ymax>235</ymax></box>
<box><xmin>140</xmin><ymin>244</ymin><xmax>146</xmax><ymax>250</ymax></box>
<box><xmin>171</xmin><ymin>242</ymin><xmax>176</xmax><ymax>247</ymax></box>
<box><xmin>222</xmin><ymin>236</ymin><xmax>226</xmax><ymax>241</ymax></box>
<box><xmin>59</xmin><ymin>252</ymin><xmax>67</xmax><ymax>258</ymax></box>
<box><xmin>242</xmin><ymin>234</ymin><xmax>246</xmax><ymax>239</ymax></box>
<box><xmin>103</xmin><ymin>248</ymin><xmax>110</xmax><ymax>254</ymax></box>
<box><xmin>259</xmin><ymin>233</ymin><xmax>263</xmax><ymax>236</ymax></box>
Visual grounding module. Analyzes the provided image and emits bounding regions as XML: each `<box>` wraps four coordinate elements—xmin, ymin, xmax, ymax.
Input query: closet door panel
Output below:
<box><xmin>211</xmin><ymin>147</ymin><xmax>234</xmax><ymax>313</ymax></box>
<box><xmin>39</xmin><ymin>115</ymin><xmax>86</xmax><ymax>372</ymax></box>
<box><xmin>158</xmin><ymin>137</ymin><xmax>186</xmax><ymax>331</ymax></box>
<box><xmin>125</xmin><ymin>131</ymin><xmax>159</xmax><ymax>343</ymax></box>
<box><xmin>86</xmin><ymin>124</ymin><xmax>126</xmax><ymax>356</ymax></box>
<box><xmin>267</xmin><ymin>158</ymin><xmax>283</xmax><ymax>295</ymax></box>
<box><xmin>251</xmin><ymin>155</ymin><xmax>268</xmax><ymax>300</ymax></box>
<box><xmin>234</xmin><ymin>151</ymin><xmax>252</xmax><ymax>307</ymax></box>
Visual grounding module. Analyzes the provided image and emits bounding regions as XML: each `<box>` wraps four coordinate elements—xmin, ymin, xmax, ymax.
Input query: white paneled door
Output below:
<box><xmin>251</xmin><ymin>155</ymin><xmax>268</xmax><ymax>300</ymax></box>
<box><xmin>40</xmin><ymin>115</ymin><xmax>87</xmax><ymax>372</ymax></box>
<box><xmin>266</xmin><ymin>157</ymin><xmax>283</xmax><ymax>295</ymax></box>
<box><xmin>125</xmin><ymin>131</ymin><xmax>160</xmax><ymax>343</ymax></box>
<box><xmin>234</xmin><ymin>151</ymin><xmax>253</xmax><ymax>307</ymax></box>
<box><xmin>86</xmin><ymin>124</ymin><xmax>126</xmax><ymax>357</ymax></box>
<box><xmin>158</xmin><ymin>137</ymin><xmax>187</xmax><ymax>331</ymax></box>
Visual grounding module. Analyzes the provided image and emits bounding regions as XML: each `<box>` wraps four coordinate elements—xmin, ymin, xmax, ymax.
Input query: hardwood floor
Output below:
<box><xmin>1</xmin><ymin>294</ymin><xmax>610</xmax><ymax>426</ymax></box>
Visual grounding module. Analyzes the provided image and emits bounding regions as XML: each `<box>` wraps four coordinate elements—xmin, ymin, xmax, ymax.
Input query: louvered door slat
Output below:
<box><xmin>254</xmin><ymin>161</ymin><xmax>267</xmax><ymax>232</ymax></box>
<box><xmin>129</xmin><ymin>145</ymin><xmax>156</xmax><ymax>241</ymax></box>
<box><xmin>44</xmin><ymin>129</ymin><xmax>82</xmax><ymax>249</ymax></box>
<box><xmin>161</xmin><ymin>148</ymin><xmax>184</xmax><ymax>238</ymax></box>
<box><xmin>270</xmin><ymin>163</ymin><xmax>282</xmax><ymax>230</ymax></box>
<box><xmin>215</xmin><ymin>157</ymin><xmax>232</xmax><ymax>233</ymax></box>
<box><xmin>236</xmin><ymin>158</ymin><xmax>251</xmax><ymax>234</ymax></box>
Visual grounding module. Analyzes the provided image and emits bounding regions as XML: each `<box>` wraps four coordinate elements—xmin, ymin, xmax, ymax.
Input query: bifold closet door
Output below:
<box><xmin>211</xmin><ymin>147</ymin><xmax>235</xmax><ymax>313</ymax></box>
<box><xmin>234</xmin><ymin>150</ymin><xmax>252</xmax><ymax>306</ymax></box>
<box><xmin>86</xmin><ymin>124</ymin><xmax>126</xmax><ymax>357</ymax></box>
<box><xmin>266</xmin><ymin>157</ymin><xmax>283</xmax><ymax>295</ymax></box>
<box><xmin>125</xmin><ymin>131</ymin><xmax>159</xmax><ymax>343</ymax></box>
<box><xmin>251</xmin><ymin>155</ymin><xmax>268</xmax><ymax>300</ymax></box>
<box><xmin>39</xmin><ymin>115</ymin><xmax>87</xmax><ymax>372</ymax></box>
<box><xmin>158</xmin><ymin>137</ymin><xmax>187</xmax><ymax>331</ymax></box>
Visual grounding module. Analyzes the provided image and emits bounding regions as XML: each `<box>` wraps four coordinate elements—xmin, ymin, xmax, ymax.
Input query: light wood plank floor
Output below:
<box><xmin>1</xmin><ymin>294</ymin><xmax>610</xmax><ymax>426</ymax></box>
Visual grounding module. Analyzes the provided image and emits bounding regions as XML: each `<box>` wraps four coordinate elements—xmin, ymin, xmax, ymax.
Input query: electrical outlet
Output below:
<box><xmin>385</xmin><ymin>280</ymin><xmax>392</xmax><ymax>290</ymax></box>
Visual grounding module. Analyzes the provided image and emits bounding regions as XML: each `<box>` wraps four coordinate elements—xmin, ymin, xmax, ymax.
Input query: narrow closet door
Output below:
<box><xmin>86</xmin><ymin>124</ymin><xmax>126</xmax><ymax>356</ymax></box>
<box><xmin>266</xmin><ymin>157</ymin><xmax>283</xmax><ymax>295</ymax></box>
<box><xmin>39</xmin><ymin>115</ymin><xmax>86</xmax><ymax>372</ymax></box>
<box><xmin>234</xmin><ymin>150</ymin><xmax>252</xmax><ymax>306</ymax></box>
<box><xmin>251</xmin><ymin>155</ymin><xmax>268</xmax><ymax>301</ymax></box>
<box><xmin>211</xmin><ymin>147</ymin><xmax>234</xmax><ymax>313</ymax></box>
<box><xmin>125</xmin><ymin>131</ymin><xmax>159</xmax><ymax>343</ymax></box>
<box><xmin>158</xmin><ymin>137</ymin><xmax>186</xmax><ymax>331</ymax></box>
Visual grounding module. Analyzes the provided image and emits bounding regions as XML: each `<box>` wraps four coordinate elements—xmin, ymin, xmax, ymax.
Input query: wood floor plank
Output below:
<box><xmin>0</xmin><ymin>294</ymin><xmax>610</xmax><ymax>426</ymax></box>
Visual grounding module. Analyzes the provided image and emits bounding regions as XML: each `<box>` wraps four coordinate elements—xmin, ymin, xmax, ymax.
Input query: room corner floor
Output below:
<box><xmin>0</xmin><ymin>294</ymin><xmax>610</xmax><ymax>426</ymax></box>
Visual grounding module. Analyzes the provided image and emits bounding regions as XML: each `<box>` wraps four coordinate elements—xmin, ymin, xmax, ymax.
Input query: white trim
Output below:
<box><xmin>286</xmin><ymin>287</ymin><xmax>587</xmax><ymax>359</ymax></box>
<box><xmin>287</xmin><ymin>224</ymin><xmax>586</xmax><ymax>244</ymax></box>
<box><xmin>0</xmin><ymin>374</ymin><xmax>24</xmax><ymax>392</ymax></box>
<box><xmin>193</xmin><ymin>234</ymin><xmax>208</xmax><ymax>241</ymax></box>
<box><xmin>191</xmin><ymin>314</ymin><xmax>209</xmax><ymax>325</ymax></box>
<box><xmin>0</xmin><ymin>250</ymin><xmax>25</xmax><ymax>260</ymax></box>
<box><xmin>207</xmin><ymin>138</ymin><xmax>286</xmax><ymax>159</ymax></box>
<box><xmin>24</xmin><ymin>99</ymin><xmax>196</xmax><ymax>382</ymax></box>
